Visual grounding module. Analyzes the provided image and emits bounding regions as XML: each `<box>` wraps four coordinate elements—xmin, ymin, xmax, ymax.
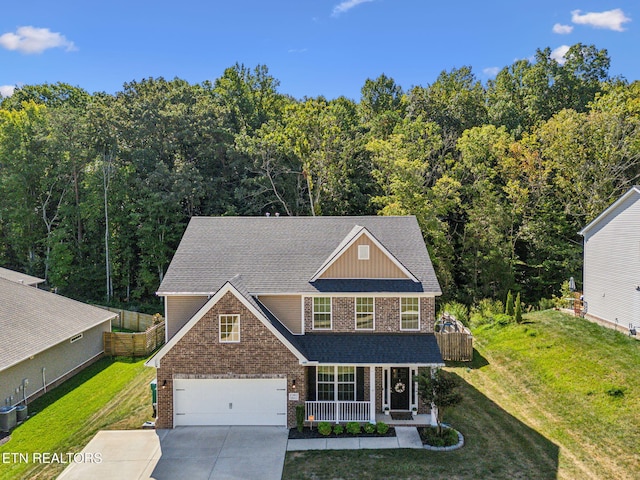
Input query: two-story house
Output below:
<box><xmin>146</xmin><ymin>216</ymin><xmax>444</xmax><ymax>429</ymax></box>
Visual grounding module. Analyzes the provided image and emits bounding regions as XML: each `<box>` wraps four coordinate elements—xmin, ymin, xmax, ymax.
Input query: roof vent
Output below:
<box><xmin>265</xmin><ymin>212</ymin><xmax>271</xmax><ymax>217</ymax></box>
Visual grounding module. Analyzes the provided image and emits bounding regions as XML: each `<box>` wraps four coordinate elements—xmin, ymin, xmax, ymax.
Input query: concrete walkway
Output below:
<box><xmin>286</xmin><ymin>426</ymin><xmax>423</xmax><ymax>451</ymax></box>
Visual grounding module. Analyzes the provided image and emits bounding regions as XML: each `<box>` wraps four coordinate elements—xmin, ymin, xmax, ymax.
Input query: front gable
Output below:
<box><xmin>311</xmin><ymin>226</ymin><xmax>419</xmax><ymax>282</ymax></box>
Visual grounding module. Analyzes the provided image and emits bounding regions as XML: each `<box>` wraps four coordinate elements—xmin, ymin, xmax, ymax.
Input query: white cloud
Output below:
<box><xmin>483</xmin><ymin>67</ymin><xmax>500</xmax><ymax>77</ymax></box>
<box><xmin>552</xmin><ymin>23</ymin><xmax>573</xmax><ymax>34</ymax></box>
<box><xmin>332</xmin><ymin>0</ymin><xmax>374</xmax><ymax>17</ymax></box>
<box><xmin>571</xmin><ymin>9</ymin><xmax>631</xmax><ymax>32</ymax></box>
<box><xmin>0</xmin><ymin>26</ymin><xmax>76</xmax><ymax>54</ymax></box>
<box><xmin>0</xmin><ymin>85</ymin><xmax>15</xmax><ymax>98</ymax></box>
<box><xmin>551</xmin><ymin>45</ymin><xmax>570</xmax><ymax>64</ymax></box>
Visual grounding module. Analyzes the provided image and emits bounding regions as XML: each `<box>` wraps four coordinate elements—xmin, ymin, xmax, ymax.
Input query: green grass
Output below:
<box><xmin>283</xmin><ymin>311</ymin><xmax>640</xmax><ymax>479</ymax></box>
<box><xmin>0</xmin><ymin>357</ymin><xmax>155</xmax><ymax>480</ymax></box>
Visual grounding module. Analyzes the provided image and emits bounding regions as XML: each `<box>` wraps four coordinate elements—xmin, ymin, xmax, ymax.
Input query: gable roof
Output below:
<box><xmin>0</xmin><ymin>267</ymin><xmax>45</xmax><ymax>286</ymax></box>
<box><xmin>579</xmin><ymin>186</ymin><xmax>640</xmax><ymax>237</ymax></box>
<box><xmin>0</xmin><ymin>277</ymin><xmax>117</xmax><ymax>372</ymax></box>
<box><xmin>157</xmin><ymin>216</ymin><xmax>441</xmax><ymax>296</ymax></box>
<box><xmin>146</xmin><ymin>278</ymin><xmax>308</xmax><ymax>368</ymax></box>
<box><xmin>309</xmin><ymin>225</ymin><xmax>419</xmax><ymax>282</ymax></box>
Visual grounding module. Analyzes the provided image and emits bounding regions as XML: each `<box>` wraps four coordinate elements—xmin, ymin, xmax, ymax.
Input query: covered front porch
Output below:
<box><xmin>303</xmin><ymin>365</ymin><xmax>439</xmax><ymax>426</ymax></box>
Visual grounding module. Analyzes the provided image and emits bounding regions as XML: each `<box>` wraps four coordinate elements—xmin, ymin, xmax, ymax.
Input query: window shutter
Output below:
<box><xmin>356</xmin><ymin>367</ymin><xmax>365</xmax><ymax>401</ymax></box>
<box><xmin>307</xmin><ymin>366</ymin><xmax>316</xmax><ymax>401</ymax></box>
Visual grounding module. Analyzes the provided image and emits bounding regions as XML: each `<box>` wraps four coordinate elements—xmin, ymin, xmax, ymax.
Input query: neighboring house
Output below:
<box><xmin>0</xmin><ymin>272</ymin><xmax>117</xmax><ymax>408</ymax></box>
<box><xmin>0</xmin><ymin>267</ymin><xmax>45</xmax><ymax>287</ymax></box>
<box><xmin>579</xmin><ymin>186</ymin><xmax>640</xmax><ymax>331</ymax></box>
<box><xmin>147</xmin><ymin>216</ymin><xmax>444</xmax><ymax>429</ymax></box>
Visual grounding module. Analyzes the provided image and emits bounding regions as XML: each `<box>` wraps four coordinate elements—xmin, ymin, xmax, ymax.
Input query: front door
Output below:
<box><xmin>390</xmin><ymin>367</ymin><xmax>410</xmax><ymax>410</ymax></box>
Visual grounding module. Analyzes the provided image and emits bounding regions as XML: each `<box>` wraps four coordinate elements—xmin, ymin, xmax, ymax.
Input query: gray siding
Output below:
<box><xmin>165</xmin><ymin>295</ymin><xmax>209</xmax><ymax>340</ymax></box>
<box><xmin>0</xmin><ymin>321</ymin><xmax>109</xmax><ymax>407</ymax></box>
<box><xmin>583</xmin><ymin>192</ymin><xmax>640</xmax><ymax>328</ymax></box>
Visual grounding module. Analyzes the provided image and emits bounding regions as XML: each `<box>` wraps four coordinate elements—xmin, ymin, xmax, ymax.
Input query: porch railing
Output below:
<box><xmin>305</xmin><ymin>401</ymin><xmax>370</xmax><ymax>423</ymax></box>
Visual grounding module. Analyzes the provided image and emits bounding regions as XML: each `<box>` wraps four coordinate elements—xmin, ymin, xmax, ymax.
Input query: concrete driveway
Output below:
<box><xmin>57</xmin><ymin>426</ymin><xmax>289</xmax><ymax>480</ymax></box>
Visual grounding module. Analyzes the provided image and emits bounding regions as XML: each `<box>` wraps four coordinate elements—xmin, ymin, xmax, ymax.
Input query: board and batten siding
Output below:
<box><xmin>165</xmin><ymin>295</ymin><xmax>209</xmax><ymax>340</ymax></box>
<box><xmin>319</xmin><ymin>236</ymin><xmax>408</xmax><ymax>279</ymax></box>
<box><xmin>582</xmin><ymin>190</ymin><xmax>640</xmax><ymax>328</ymax></box>
<box><xmin>257</xmin><ymin>295</ymin><xmax>302</xmax><ymax>334</ymax></box>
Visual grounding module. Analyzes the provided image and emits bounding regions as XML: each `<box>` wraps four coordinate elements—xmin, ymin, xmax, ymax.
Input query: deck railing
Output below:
<box><xmin>305</xmin><ymin>401</ymin><xmax>370</xmax><ymax>423</ymax></box>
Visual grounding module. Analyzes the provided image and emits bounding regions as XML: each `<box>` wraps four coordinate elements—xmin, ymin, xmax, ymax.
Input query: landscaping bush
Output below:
<box><xmin>376</xmin><ymin>422</ymin><xmax>389</xmax><ymax>435</ymax></box>
<box><xmin>470</xmin><ymin>298</ymin><xmax>504</xmax><ymax>327</ymax></box>
<box><xmin>494</xmin><ymin>313</ymin><xmax>514</xmax><ymax>326</ymax></box>
<box><xmin>505</xmin><ymin>290</ymin><xmax>515</xmax><ymax>316</ymax></box>
<box><xmin>419</xmin><ymin>426</ymin><xmax>459</xmax><ymax>447</ymax></box>
<box><xmin>439</xmin><ymin>301</ymin><xmax>469</xmax><ymax>326</ymax></box>
<box><xmin>318</xmin><ymin>422</ymin><xmax>332</xmax><ymax>436</ymax></box>
<box><xmin>515</xmin><ymin>292</ymin><xmax>523</xmax><ymax>323</ymax></box>
<box><xmin>364</xmin><ymin>423</ymin><xmax>376</xmax><ymax>434</ymax></box>
<box><xmin>538</xmin><ymin>298</ymin><xmax>555</xmax><ymax>310</ymax></box>
<box><xmin>346</xmin><ymin>422</ymin><xmax>361</xmax><ymax>435</ymax></box>
<box><xmin>333</xmin><ymin>424</ymin><xmax>344</xmax><ymax>435</ymax></box>
<box><xmin>296</xmin><ymin>404</ymin><xmax>305</xmax><ymax>433</ymax></box>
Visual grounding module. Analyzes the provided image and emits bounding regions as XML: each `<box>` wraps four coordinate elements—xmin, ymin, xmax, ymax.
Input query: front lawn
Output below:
<box><xmin>0</xmin><ymin>357</ymin><xmax>155</xmax><ymax>480</ymax></box>
<box><xmin>283</xmin><ymin>311</ymin><xmax>640</xmax><ymax>479</ymax></box>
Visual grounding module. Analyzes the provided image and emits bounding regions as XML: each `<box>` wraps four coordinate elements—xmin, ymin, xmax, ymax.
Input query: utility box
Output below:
<box><xmin>16</xmin><ymin>405</ymin><xmax>28</xmax><ymax>423</ymax></box>
<box><xmin>0</xmin><ymin>406</ymin><xmax>17</xmax><ymax>432</ymax></box>
<box><xmin>150</xmin><ymin>380</ymin><xmax>157</xmax><ymax>417</ymax></box>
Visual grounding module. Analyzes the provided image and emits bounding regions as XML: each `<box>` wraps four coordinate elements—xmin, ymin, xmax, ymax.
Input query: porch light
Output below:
<box><xmin>162</xmin><ymin>380</ymin><xmax>167</xmax><ymax>389</ymax></box>
<box><xmin>291</xmin><ymin>379</ymin><xmax>296</xmax><ymax>390</ymax></box>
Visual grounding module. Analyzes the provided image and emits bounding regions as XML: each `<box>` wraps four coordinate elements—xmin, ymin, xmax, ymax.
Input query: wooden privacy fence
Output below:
<box><xmin>435</xmin><ymin>314</ymin><xmax>473</xmax><ymax>362</ymax></box>
<box><xmin>103</xmin><ymin>307</ymin><xmax>163</xmax><ymax>332</ymax></box>
<box><xmin>104</xmin><ymin>321</ymin><xmax>165</xmax><ymax>357</ymax></box>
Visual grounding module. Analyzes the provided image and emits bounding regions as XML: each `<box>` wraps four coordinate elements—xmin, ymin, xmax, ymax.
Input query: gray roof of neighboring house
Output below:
<box><xmin>0</xmin><ymin>267</ymin><xmax>45</xmax><ymax>286</ymax></box>
<box><xmin>157</xmin><ymin>216</ymin><xmax>441</xmax><ymax>295</ymax></box>
<box><xmin>0</xmin><ymin>277</ymin><xmax>117</xmax><ymax>372</ymax></box>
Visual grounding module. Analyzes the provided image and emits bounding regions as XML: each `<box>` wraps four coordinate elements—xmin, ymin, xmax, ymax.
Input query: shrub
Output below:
<box><xmin>346</xmin><ymin>422</ymin><xmax>361</xmax><ymax>435</ymax></box>
<box><xmin>470</xmin><ymin>298</ymin><xmax>504</xmax><ymax>327</ymax></box>
<box><xmin>333</xmin><ymin>424</ymin><xmax>344</xmax><ymax>435</ymax></box>
<box><xmin>364</xmin><ymin>423</ymin><xmax>376</xmax><ymax>434</ymax></box>
<box><xmin>376</xmin><ymin>422</ymin><xmax>389</xmax><ymax>435</ymax></box>
<box><xmin>295</xmin><ymin>404</ymin><xmax>305</xmax><ymax>433</ymax></box>
<box><xmin>494</xmin><ymin>313</ymin><xmax>513</xmax><ymax>326</ymax></box>
<box><xmin>420</xmin><ymin>426</ymin><xmax>459</xmax><ymax>447</ymax></box>
<box><xmin>538</xmin><ymin>298</ymin><xmax>555</xmax><ymax>310</ymax></box>
<box><xmin>514</xmin><ymin>292</ymin><xmax>523</xmax><ymax>323</ymax></box>
<box><xmin>439</xmin><ymin>301</ymin><xmax>469</xmax><ymax>326</ymax></box>
<box><xmin>505</xmin><ymin>290</ymin><xmax>514</xmax><ymax>316</ymax></box>
<box><xmin>318</xmin><ymin>422</ymin><xmax>332</xmax><ymax>436</ymax></box>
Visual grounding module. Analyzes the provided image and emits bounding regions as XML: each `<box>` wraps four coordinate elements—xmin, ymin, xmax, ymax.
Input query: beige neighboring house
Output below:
<box><xmin>0</xmin><ymin>270</ymin><xmax>117</xmax><ymax>408</ymax></box>
<box><xmin>579</xmin><ymin>186</ymin><xmax>640</xmax><ymax>333</ymax></box>
<box><xmin>147</xmin><ymin>216</ymin><xmax>444</xmax><ymax>429</ymax></box>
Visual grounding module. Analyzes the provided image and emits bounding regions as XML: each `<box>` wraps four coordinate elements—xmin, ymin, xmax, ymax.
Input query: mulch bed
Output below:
<box><xmin>289</xmin><ymin>426</ymin><xmax>396</xmax><ymax>440</ymax></box>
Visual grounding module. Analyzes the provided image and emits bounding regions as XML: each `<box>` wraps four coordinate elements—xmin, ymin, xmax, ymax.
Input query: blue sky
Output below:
<box><xmin>0</xmin><ymin>1</ymin><xmax>637</xmax><ymax>100</ymax></box>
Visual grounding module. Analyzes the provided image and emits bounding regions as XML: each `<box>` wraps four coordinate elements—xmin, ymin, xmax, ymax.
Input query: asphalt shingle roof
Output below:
<box><xmin>0</xmin><ymin>267</ymin><xmax>44</xmax><ymax>286</ymax></box>
<box><xmin>158</xmin><ymin>216</ymin><xmax>441</xmax><ymax>295</ymax></box>
<box><xmin>0</xmin><ymin>277</ymin><xmax>117</xmax><ymax>371</ymax></box>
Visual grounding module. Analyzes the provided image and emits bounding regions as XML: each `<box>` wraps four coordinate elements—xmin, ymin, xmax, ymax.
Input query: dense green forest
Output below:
<box><xmin>1</xmin><ymin>43</ymin><xmax>638</xmax><ymax>310</ymax></box>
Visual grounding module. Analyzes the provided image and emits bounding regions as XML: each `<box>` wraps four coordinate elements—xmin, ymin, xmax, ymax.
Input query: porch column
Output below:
<box><xmin>430</xmin><ymin>366</ymin><xmax>438</xmax><ymax>426</ymax></box>
<box><xmin>369</xmin><ymin>367</ymin><xmax>376</xmax><ymax>424</ymax></box>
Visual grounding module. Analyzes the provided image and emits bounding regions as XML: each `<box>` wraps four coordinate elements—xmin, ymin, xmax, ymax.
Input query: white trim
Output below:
<box><xmin>354</xmin><ymin>296</ymin><xmax>375</xmax><ymax>330</ymax></box>
<box><xmin>219</xmin><ymin>314</ymin><xmax>240</xmax><ymax>343</ymax></box>
<box><xmin>312</xmin><ymin>296</ymin><xmax>332</xmax><ymax>330</ymax></box>
<box><xmin>309</xmin><ymin>227</ymin><xmax>420</xmax><ymax>282</ymax></box>
<box><xmin>316</xmin><ymin>365</ymin><xmax>356</xmax><ymax>402</ymax></box>
<box><xmin>400</xmin><ymin>297</ymin><xmax>421</xmax><ymax>331</ymax></box>
<box><xmin>164</xmin><ymin>291</ymin><xmax>443</xmax><ymax>297</ymax></box>
<box><xmin>369</xmin><ymin>367</ymin><xmax>376</xmax><ymax>423</ymax></box>
<box><xmin>579</xmin><ymin>186</ymin><xmax>640</xmax><ymax>236</ymax></box>
<box><xmin>146</xmin><ymin>282</ymin><xmax>308</xmax><ymax>368</ymax></box>
<box><xmin>301</xmin><ymin>296</ymin><xmax>305</xmax><ymax>335</ymax></box>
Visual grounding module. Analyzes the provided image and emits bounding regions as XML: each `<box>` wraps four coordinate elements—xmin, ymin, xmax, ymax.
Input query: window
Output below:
<box><xmin>70</xmin><ymin>333</ymin><xmax>83</xmax><ymax>343</ymax></box>
<box><xmin>219</xmin><ymin>314</ymin><xmax>240</xmax><ymax>342</ymax></box>
<box><xmin>401</xmin><ymin>298</ymin><xmax>420</xmax><ymax>330</ymax></box>
<box><xmin>313</xmin><ymin>297</ymin><xmax>332</xmax><ymax>329</ymax></box>
<box><xmin>355</xmin><ymin>297</ymin><xmax>374</xmax><ymax>330</ymax></box>
<box><xmin>358</xmin><ymin>244</ymin><xmax>370</xmax><ymax>260</ymax></box>
<box><xmin>317</xmin><ymin>366</ymin><xmax>355</xmax><ymax>401</ymax></box>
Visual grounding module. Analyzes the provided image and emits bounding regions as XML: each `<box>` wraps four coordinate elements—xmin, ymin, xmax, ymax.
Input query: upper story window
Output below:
<box><xmin>219</xmin><ymin>314</ymin><xmax>240</xmax><ymax>342</ymax></box>
<box><xmin>313</xmin><ymin>297</ymin><xmax>332</xmax><ymax>329</ymax></box>
<box><xmin>400</xmin><ymin>297</ymin><xmax>420</xmax><ymax>330</ymax></box>
<box><xmin>355</xmin><ymin>297</ymin><xmax>374</xmax><ymax>330</ymax></box>
<box><xmin>357</xmin><ymin>244</ymin><xmax>370</xmax><ymax>260</ymax></box>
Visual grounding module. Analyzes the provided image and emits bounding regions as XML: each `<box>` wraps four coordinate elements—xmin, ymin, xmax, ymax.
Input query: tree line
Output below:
<box><xmin>1</xmin><ymin>43</ymin><xmax>638</xmax><ymax>309</ymax></box>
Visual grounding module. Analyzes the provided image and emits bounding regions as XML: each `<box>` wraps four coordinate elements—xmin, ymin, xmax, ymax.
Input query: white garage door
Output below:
<box><xmin>173</xmin><ymin>378</ymin><xmax>287</xmax><ymax>426</ymax></box>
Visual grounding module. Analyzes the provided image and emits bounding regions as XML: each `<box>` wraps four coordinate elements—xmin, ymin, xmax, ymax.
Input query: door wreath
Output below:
<box><xmin>394</xmin><ymin>381</ymin><xmax>406</xmax><ymax>393</ymax></box>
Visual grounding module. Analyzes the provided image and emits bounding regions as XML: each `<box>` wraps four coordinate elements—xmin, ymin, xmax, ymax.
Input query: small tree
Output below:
<box><xmin>418</xmin><ymin>369</ymin><xmax>462</xmax><ymax>435</ymax></box>
<box><xmin>505</xmin><ymin>290</ymin><xmax>514</xmax><ymax>317</ymax></box>
<box><xmin>514</xmin><ymin>292</ymin><xmax>523</xmax><ymax>323</ymax></box>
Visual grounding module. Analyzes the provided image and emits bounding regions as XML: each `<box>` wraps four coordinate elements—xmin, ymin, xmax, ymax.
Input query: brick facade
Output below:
<box><xmin>156</xmin><ymin>291</ymin><xmax>305</xmax><ymax>429</ymax></box>
<box><xmin>303</xmin><ymin>296</ymin><xmax>436</xmax><ymax>333</ymax></box>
